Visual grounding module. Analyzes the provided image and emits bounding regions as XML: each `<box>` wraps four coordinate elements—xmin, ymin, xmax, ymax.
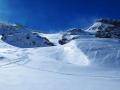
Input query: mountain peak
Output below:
<box><xmin>96</xmin><ymin>19</ymin><xmax>120</xmax><ymax>27</ymax></box>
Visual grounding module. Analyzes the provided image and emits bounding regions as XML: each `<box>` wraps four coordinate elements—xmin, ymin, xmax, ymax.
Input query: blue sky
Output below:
<box><xmin>0</xmin><ymin>0</ymin><xmax>120</xmax><ymax>32</ymax></box>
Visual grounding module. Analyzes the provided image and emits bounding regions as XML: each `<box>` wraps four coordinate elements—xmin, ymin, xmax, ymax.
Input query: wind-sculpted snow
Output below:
<box><xmin>0</xmin><ymin>20</ymin><xmax>120</xmax><ymax>90</ymax></box>
<box><xmin>0</xmin><ymin>36</ymin><xmax>120</xmax><ymax>90</ymax></box>
<box><xmin>62</xmin><ymin>41</ymin><xmax>90</xmax><ymax>65</ymax></box>
<box><xmin>75</xmin><ymin>38</ymin><xmax>120</xmax><ymax>67</ymax></box>
<box><xmin>1</xmin><ymin>34</ymin><xmax>120</xmax><ymax>67</ymax></box>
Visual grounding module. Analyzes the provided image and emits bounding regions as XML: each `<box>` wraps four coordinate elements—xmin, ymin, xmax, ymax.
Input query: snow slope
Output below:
<box><xmin>86</xmin><ymin>19</ymin><xmax>120</xmax><ymax>38</ymax></box>
<box><xmin>0</xmin><ymin>23</ymin><xmax>55</xmax><ymax>48</ymax></box>
<box><xmin>40</xmin><ymin>33</ymin><xmax>62</xmax><ymax>45</ymax></box>
<box><xmin>1</xmin><ymin>32</ymin><xmax>54</xmax><ymax>48</ymax></box>
<box><xmin>0</xmin><ymin>33</ymin><xmax>120</xmax><ymax>90</ymax></box>
<box><xmin>86</xmin><ymin>22</ymin><xmax>114</xmax><ymax>34</ymax></box>
<box><xmin>0</xmin><ymin>20</ymin><xmax>120</xmax><ymax>90</ymax></box>
<box><xmin>0</xmin><ymin>22</ymin><xmax>27</xmax><ymax>35</ymax></box>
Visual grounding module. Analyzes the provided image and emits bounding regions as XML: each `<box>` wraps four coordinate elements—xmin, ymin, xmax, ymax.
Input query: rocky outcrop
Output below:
<box><xmin>95</xmin><ymin>26</ymin><xmax>120</xmax><ymax>38</ymax></box>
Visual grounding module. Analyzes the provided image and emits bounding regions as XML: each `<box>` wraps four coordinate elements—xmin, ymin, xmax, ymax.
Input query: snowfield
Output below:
<box><xmin>0</xmin><ymin>33</ymin><xmax>120</xmax><ymax>90</ymax></box>
<box><xmin>0</xmin><ymin>19</ymin><xmax>120</xmax><ymax>90</ymax></box>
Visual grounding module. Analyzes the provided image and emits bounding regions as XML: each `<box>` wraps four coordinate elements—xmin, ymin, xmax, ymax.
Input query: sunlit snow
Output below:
<box><xmin>63</xmin><ymin>41</ymin><xmax>90</xmax><ymax>66</ymax></box>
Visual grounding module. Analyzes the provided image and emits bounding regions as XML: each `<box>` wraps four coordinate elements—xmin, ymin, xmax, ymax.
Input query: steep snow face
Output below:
<box><xmin>1</xmin><ymin>32</ymin><xmax>54</xmax><ymax>48</ymax></box>
<box><xmin>58</xmin><ymin>37</ymin><xmax>120</xmax><ymax>67</ymax></box>
<box><xmin>62</xmin><ymin>41</ymin><xmax>90</xmax><ymax>66</ymax></box>
<box><xmin>75</xmin><ymin>38</ymin><xmax>120</xmax><ymax>67</ymax></box>
<box><xmin>86</xmin><ymin>20</ymin><xmax>120</xmax><ymax>38</ymax></box>
<box><xmin>24</xmin><ymin>41</ymin><xmax>90</xmax><ymax>66</ymax></box>
<box><xmin>86</xmin><ymin>22</ymin><xmax>114</xmax><ymax>34</ymax></box>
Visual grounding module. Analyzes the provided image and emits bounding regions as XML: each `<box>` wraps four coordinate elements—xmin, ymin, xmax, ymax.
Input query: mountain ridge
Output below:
<box><xmin>0</xmin><ymin>18</ymin><xmax>120</xmax><ymax>47</ymax></box>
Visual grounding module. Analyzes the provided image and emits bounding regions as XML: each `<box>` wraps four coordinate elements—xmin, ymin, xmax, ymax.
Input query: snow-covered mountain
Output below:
<box><xmin>0</xmin><ymin>19</ymin><xmax>120</xmax><ymax>90</ymax></box>
<box><xmin>1</xmin><ymin>20</ymin><xmax>120</xmax><ymax>66</ymax></box>
<box><xmin>65</xmin><ymin>28</ymin><xmax>90</xmax><ymax>35</ymax></box>
<box><xmin>0</xmin><ymin>22</ymin><xmax>27</xmax><ymax>35</ymax></box>
<box><xmin>86</xmin><ymin>19</ymin><xmax>120</xmax><ymax>38</ymax></box>
<box><xmin>1</xmin><ymin>32</ymin><xmax>54</xmax><ymax>48</ymax></box>
<box><xmin>0</xmin><ymin>23</ymin><xmax>54</xmax><ymax>48</ymax></box>
<box><xmin>58</xmin><ymin>28</ymin><xmax>91</xmax><ymax>45</ymax></box>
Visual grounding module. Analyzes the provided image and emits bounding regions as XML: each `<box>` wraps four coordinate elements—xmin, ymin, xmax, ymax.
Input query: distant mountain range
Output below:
<box><xmin>0</xmin><ymin>18</ymin><xmax>120</xmax><ymax>48</ymax></box>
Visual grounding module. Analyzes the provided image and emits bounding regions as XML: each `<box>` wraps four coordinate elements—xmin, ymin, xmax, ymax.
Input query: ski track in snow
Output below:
<box><xmin>0</xmin><ymin>47</ymin><xmax>30</xmax><ymax>67</ymax></box>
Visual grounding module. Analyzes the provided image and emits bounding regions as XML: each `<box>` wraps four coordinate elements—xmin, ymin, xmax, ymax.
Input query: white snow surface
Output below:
<box><xmin>0</xmin><ymin>34</ymin><xmax>120</xmax><ymax>90</ymax></box>
<box><xmin>2</xmin><ymin>32</ymin><xmax>54</xmax><ymax>48</ymax></box>
<box><xmin>40</xmin><ymin>33</ymin><xmax>62</xmax><ymax>45</ymax></box>
<box><xmin>86</xmin><ymin>22</ymin><xmax>114</xmax><ymax>34</ymax></box>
